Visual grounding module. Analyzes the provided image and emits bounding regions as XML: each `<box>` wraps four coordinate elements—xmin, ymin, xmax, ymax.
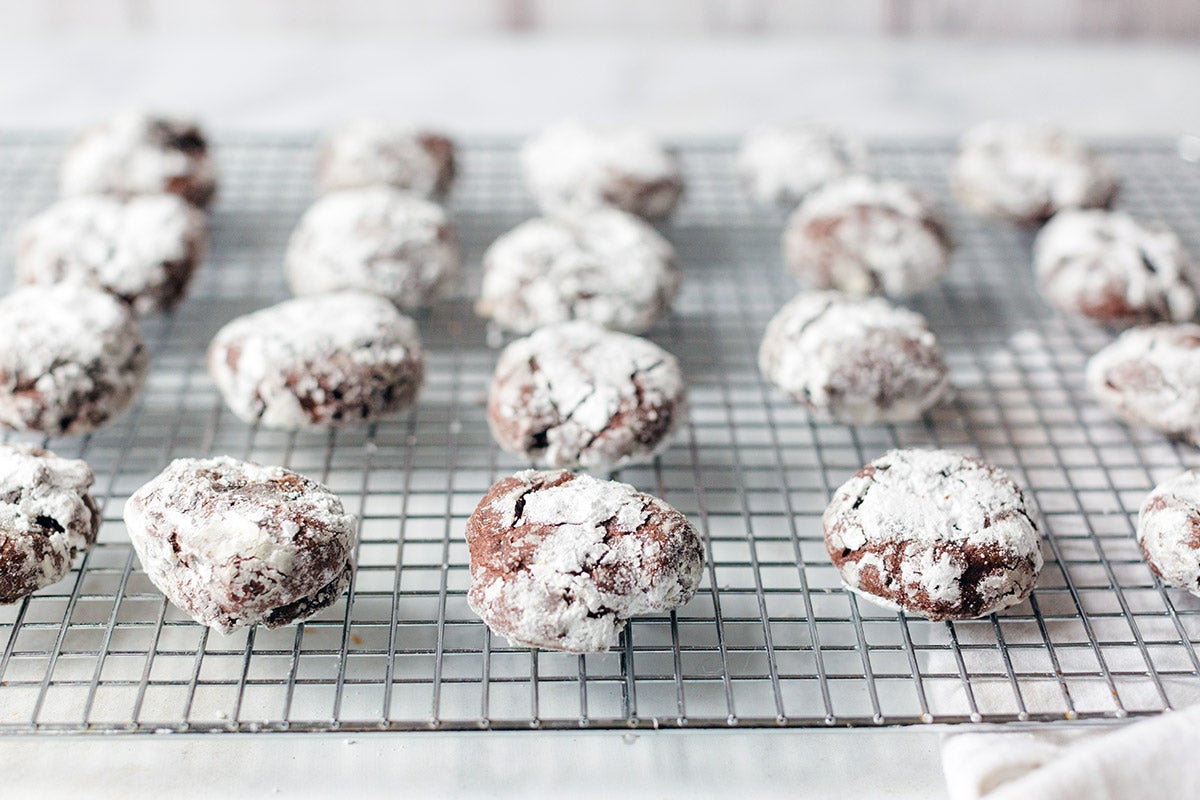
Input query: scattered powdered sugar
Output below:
<box><xmin>317</xmin><ymin>119</ymin><xmax>454</xmax><ymax>197</ymax></box>
<box><xmin>207</xmin><ymin>291</ymin><xmax>424</xmax><ymax>429</ymax></box>
<box><xmin>521</xmin><ymin>120</ymin><xmax>683</xmax><ymax>219</ymax></box>
<box><xmin>16</xmin><ymin>194</ymin><xmax>207</xmax><ymax>315</ymax></box>
<box><xmin>478</xmin><ymin>208</ymin><xmax>679</xmax><ymax>334</ymax></box>
<box><xmin>285</xmin><ymin>186</ymin><xmax>459</xmax><ymax>311</ymax></box>
<box><xmin>784</xmin><ymin>175</ymin><xmax>951</xmax><ymax>296</ymax></box>
<box><xmin>123</xmin><ymin>456</ymin><xmax>357</xmax><ymax>633</ymax></box>
<box><xmin>736</xmin><ymin>122</ymin><xmax>872</xmax><ymax>207</ymax></box>
<box><xmin>758</xmin><ymin>291</ymin><xmax>950</xmax><ymax>424</ymax></box>
<box><xmin>824</xmin><ymin>449</ymin><xmax>1043</xmax><ymax>619</ymax></box>
<box><xmin>488</xmin><ymin>320</ymin><xmax>686</xmax><ymax>471</ymax></box>
<box><xmin>0</xmin><ymin>283</ymin><xmax>148</xmax><ymax>435</ymax></box>
<box><xmin>1087</xmin><ymin>323</ymin><xmax>1200</xmax><ymax>444</ymax></box>
<box><xmin>1138</xmin><ymin>469</ymin><xmax>1200</xmax><ymax>595</ymax></box>
<box><xmin>59</xmin><ymin>110</ymin><xmax>217</xmax><ymax>203</ymax></box>
<box><xmin>952</xmin><ymin>121</ymin><xmax>1117</xmax><ymax>222</ymax></box>
<box><xmin>466</xmin><ymin>470</ymin><xmax>704</xmax><ymax>653</ymax></box>
<box><xmin>1034</xmin><ymin>209</ymin><xmax>1200</xmax><ymax>324</ymax></box>
<box><xmin>0</xmin><ymin>444</ymin><xmax>100</xmax><ymax>604</ymax></box>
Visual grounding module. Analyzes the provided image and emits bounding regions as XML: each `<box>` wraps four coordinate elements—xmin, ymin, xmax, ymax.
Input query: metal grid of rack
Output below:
<box><xmin>0</xmin><ymin>134</ymin><xmax>1198</xmax><ymax>734</ymax></box>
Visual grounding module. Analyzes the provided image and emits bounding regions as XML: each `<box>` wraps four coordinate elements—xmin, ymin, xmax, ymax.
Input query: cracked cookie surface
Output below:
<box><xmin>0</xmin><ymin>444</ymin><xmax>101</xmax><ymax>604</ymax></box>
<box><xmin>285</xmin><ymin>186</ymin><xmax>460</xmax><ymax>311</ymax></box>
<box><xmin>477</xmin><ymin>208</ymin><xmax>679</xmax><ymax>334</ymax></box>
<box><xmin>16</xmin><ymin>193</ymin><xmax>208</xmax><ymax>316</ymax></box>
<box><xmin>737</xmin><ymin>122</ymin><xmax>871</xmax><ymax>207</ymax></box>
<box><xmin>1138</xmin><ymin>469</ymin><xmax>1200</xmax><ymax>597</ymax></box>
<box><xmin>208</xmin><ymin>291</ymin><xmax>424</xmax><ymax>430</ymax></box>
<box><xmin>60</xmin><ymin>110</ymin><xmax>217</xmax><ymax>207</ymax></box>
<box><xmin>465</xmin><ymin>470</ymin><xmax>704</xmax><ymax>653</ymax></box>
<box><xmin>823</xmin><ymin>449</ymin><xmax>1042</xmax><ymax>621</ymax></box>
<box><xmin>1034</xmin><ymin>210</ymin><xmax>1199</xmax><ymax>326</ymax></box>
<box><xmin>783</xmin><ymin>175</ymin><xmax>952</xmax><ymax>297</ymax></box>
<box><xmin>487</xmin><ymin>321</ymin><xmax>685</xmax><ymax>472</ymax></box>
<box><xmin>0</xmin><ymin>283</ymin><xmax>148</xmax><ymax>436</ymax></box>
<box><xmin>758</xmin><ymin>291</ymin><xmax>951</xmax><ymax>424</ymax></box>
<box><xmin>123</xmin><ymin>456</ymin><xmax>357</xmax><ymax>633</ymax></box>
<box><xmin>1087</xmin><ymin>323</ymin><xmax>1200</xmax><ymax>444</ymax></box>
<box><xmin>316</xmin><ymin>119</ymin><xmax>456</xmax><ymax>199</ymax></box>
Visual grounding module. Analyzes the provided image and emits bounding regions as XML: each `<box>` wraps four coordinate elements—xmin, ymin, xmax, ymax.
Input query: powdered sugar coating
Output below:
<box><xmin>16</xmin><ymin>194</ymin><xmax>208</xmax><ymax>316</ymax></box>
<box><xmin>824</xmin><ymin>449</ymin><xmax>1043</xmax><ymax>620</ymax></box>
<box><xmin>737</xmin><ymin>123</ymin><xmax>872</xmax><ymax>207</ymax></box>
<box><xmin>465</xmin><ymin>470</ymin><xmax>704</xmax><ymax>653</ymax></box>
<box><xmin>487</xmin><ymin>321</ymin><xmax>686</xmax><ymax>472</ymax></box>
<box><xmin>1138</xmin><ymin>470</ymin><xmax>1200</xmax><ymax>596</ymax></box>
<box><xmin>521</xmin><ymin>120</ymin><xmax>683</xmax><ymax>220</ymax></box>
<box><xmin>208</xmin><ymin>291</ymin><xmax>424</xmax><ymax>429</ymax></box>
<box><xmin>1034</xmin><ymin>210</ymin><xmax>1199</xmax><ymax>326</ymax></box>
<box><xmin>952</xmin><ymin>121</ymin><xmax>1118</xmax><ymax>224</ymax></box>
<box><xmin>1087</xmin><ymin>323</ymin><xmax>1200</xmax><ymax>444</ymax></box>
<box><xmin>477</xmin><ymin>208</ymin><xmax>679</xmax><ymax>334</ymax></box>
<box><xmin>0</xmin><ymin>284</ymin><xmax>148</xmax><ymax>435</ymax></box>
<box><xmin>759</xmin><ymin>291</ymin><xmax>951</xmax><ymax>424</ymax></box>
<box><xmin>317</xmin><ymin>119</ymin><xmax>455</xmax><ymax>198</ymax></box>
<box><xmin>60</xmin><ymin>111</ymin><xmax>217</xmax><ymax>207</ymax></box>
<box><xmin>783</xmin><ymin>176</ymin><xmax>952</xmax><ymax>296</ymax></box>
<box><xmin>0</xmin><ymin>444</ymin><xmax>100</xmax><ymax>604</ymax></box>
<box><xmin>285</xmin><ymin>186</ymin><xmax>459</xmax><ymax>310</ymax></box>
<box><xmin>123</xmin><ymin>456</ymin><xmax>357</xmax><ymax>633</ymax></box>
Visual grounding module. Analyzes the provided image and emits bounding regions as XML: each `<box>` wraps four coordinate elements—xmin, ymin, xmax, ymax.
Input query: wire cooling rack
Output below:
<box><xmin>0</xmin><ymin>134</ymin><xmax>1199</xmax><ymax>735</ymax></box>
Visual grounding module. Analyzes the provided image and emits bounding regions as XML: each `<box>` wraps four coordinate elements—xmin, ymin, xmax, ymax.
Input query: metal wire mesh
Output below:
<box><xmin>0</xmin><ymin>134</ymin><xmax>1199</xmax><ymax>734</ymax></box>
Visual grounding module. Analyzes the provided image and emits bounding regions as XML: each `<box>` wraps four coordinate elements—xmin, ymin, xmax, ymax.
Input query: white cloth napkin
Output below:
<box><xmin>942</xmin><ymin>705</ymin><xmax>1200</xmax><ymax>799</ymax></box>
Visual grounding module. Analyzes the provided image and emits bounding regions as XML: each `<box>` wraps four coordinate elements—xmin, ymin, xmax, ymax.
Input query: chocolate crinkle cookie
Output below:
<box><xmin>1138</xmin><ymin>469</ymin><xmax>1200</xmax><ymax>596</ymax></box>
<box><xmin>1034</xmin><ymin>210</ymin><xmax>1200</xmax><ymax>326</ymax></box>
<box><xmin>16</xmin><ymin>194</ymin><xmax>208</xmax><ymax>316</ymax></box>
<box><xmin>123</xmin><ymin>456</ymin><xmax>357</xmax><ymax>633</ymax></box>
<box><xmin>783</xmin><ymin>176</ymin><xmax>952</xmax><ymax>297</ymax></box>
<box><xmin>1087</xmin><ymin>323</ymin><xmax>1200</xmax><ymax>445</ymax></box>
<box><xmin>0</xmin><ymin>284</ymin><xmax>148</xmax><ymax>436</ymax></box>
<box><xmin>0</xmin><ymin>444</ymin><xmax>101</xmax><ymax>604</ymax></box>
<box><xmin>824</xmin><ymin>449</ymin><xmax>1043</xmax><ymax>621</ymax></box>
<box><xmin>285</xmin><ymin>186</ymin><xmax>460</xmax><ymax>310</ymax></box>
<box><xmin>737</xmin><ymin>122</ymin><xmax>872</xmax><ymax>207</ymax></box>
<box><xmin>487</xmin><ymin>321</ymin><xmax>686</xmax><ymax>472</ymax></box>
<box><xmin>759</xmin><ymin>291</ymin><xmax>951</xmax><ymax>425</ymax></box>
<box><xmin>316</xmin><ymin>119</ymin><xmax>456</xmax><ymax>199</ymax></box>
<box><xmin>208</xmin><ymin>291</ymin><xmax>424</xmax><ymax>430</ymax></box>
<box><xmin>477</xmin><ymin>208</ymin><xmax>680</xmax><ymax>334</ymax></box>
<box><xmin>60</xmin><ymin>110</ymin><xmax>218</xmax><ymax>207</ymax></box>
<box><xmin>521</xmin><ymin>120</ymin><xmax>683</xmax><ymax>220</ymax></box>
<box><xmin>465</xmin><ymin>469</ymin><xmax>704</xmax><ymax>653</ymax></box>
<box><xmin>952</xmin><ymin>121</ymin><xmax>1118</xmax><ymax>225</ymax></box>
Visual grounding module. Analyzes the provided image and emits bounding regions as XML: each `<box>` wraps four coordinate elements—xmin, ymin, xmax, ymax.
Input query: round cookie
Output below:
<box><xmin>1086</xmin><ymin>323</ymin><xmax>1200</xmax><ymax>445</ymax></box>
<box><xmin>1034</xmin><ymin>210</ymin><xmax>1200</xmax><ymax>326</ymax></box>
<box><xmin>1138</xmin><ymin>469</ymin><xmax>1200</xmax><ymax>596</ymax></box>
<box><xmin>824</xmin><ymin>449</ymin><xmax>1043</xmax><ymax>621</ymax></box>
<box><xmin>952</xmin><ymin>121</ymin><xmax>1118</xmax><ymax>225</ymax></box>
<box><xmin>477</xmin><ymin>208</ymin><xmax>679</xmax><ymax>334</ymax></box>
<box><xmin>207</xmin><ymin>291</ymin><xmax>424</xmax><ymax>430</ymax></box>
<box><xmin>60</xmin><ymin>111</ymin><xmax>218</xmax><ymax>207</ymax></box>
<box><xmin>15</xmin><ymin>194</ymin><xmax>208</xmax><ymax>316</ymax></box>
<box><xmin>123</xmin><ymin>456</ymin><xmax>357</xmax><ymax>633</ymax></box>
<box><xmin>316</xmin><ymin>119</ymin><xmax>456</xmax><ymax>198</ymax></box>
<box><xmin>737</xmin><ymin>122</ymin><xmax>872</xmax><ymax>207</ymax></box>
<box><xmin>521</xmin><ymin>120</ymin><xmax>683</xmax><ymax>220</ymax></box>
<box><xmin>0</xmin><ymin>444</ymin><xmax>101</xmax><ymax>604</ymax></box>
<box><xmin>465</xmin><ymin>469</ymin><xmax>704</xmax><ymax>653</ymax></box>
<box><xmin>758</xmin><ymin>291</ymin><xmax>951</xmax><ymax>424</ymax></box>
<box><xmin>284</xmin><ymin>186</ymin><xmax>460</xmax><ymax>310</ymax></box>
<box><xmin>0</xmin><ymin>283</ymin><xmax>148</xmax><ymax>436</ymax></box>
<box><xmin>487</xmin><ymin>321</ymin><xmax>686</xmax><ymax>472</ymax></box>
<box><xmin>783</xmin><ymin>176</ymin><xmax>952</xmax><ymax>297</ymax></box>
